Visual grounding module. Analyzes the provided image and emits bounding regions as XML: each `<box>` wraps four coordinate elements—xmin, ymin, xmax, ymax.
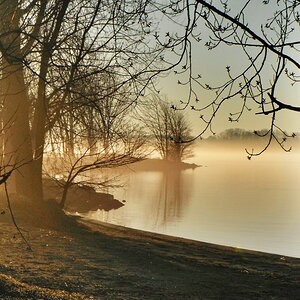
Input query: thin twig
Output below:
<box><xmin>4</xmin><ymin>181</ymin><xmax>32</xmax><ymax>251</ymax></box>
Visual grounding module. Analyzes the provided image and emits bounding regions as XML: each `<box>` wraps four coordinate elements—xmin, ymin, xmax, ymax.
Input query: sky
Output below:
<box><xmin>154</xmin><ymin>0</ymin><xmax>300</xmax><ymax>137</ymax></box>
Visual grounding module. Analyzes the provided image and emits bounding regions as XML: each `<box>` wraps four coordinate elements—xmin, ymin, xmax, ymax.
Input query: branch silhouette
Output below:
<box><xmin>196</xmin><ymin>0</ymin><xmax>300</xmax><ymax>69</ymax></box>
<box><xmin>257</xmin><ymin>93</ymin><xmax>300</xmax><ymax>115</ymax></box>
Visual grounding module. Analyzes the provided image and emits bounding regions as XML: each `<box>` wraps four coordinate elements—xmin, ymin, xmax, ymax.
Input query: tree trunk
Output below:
<box><xmin>60</xmin><ymin>183</ymin><xmax>70</xmax><ymax>209</ymax></box>
<box><xmin>2</xmin><ymin>61</ymin><xmax>41</xmax><ymax>202</ymax></box>
<box><xmin>67</xmin><ymin>114</ymin><xmax>75</xmax><ymax>156</ymax></box>
<box><xmin>88</xmin><ymin>136</ymin><xmax>98</xmax><ymax>155</ymax></box>
<box><xmin>0</xmin><ymin>0</ymin><xmax>42</xmax><ymax>203</ymax></box>
<box><xmin>31</xmin><ymin>71</ymin><xmax>48</xmax><ymax>203</ymax></box>
<box><xmin>31</xmin><ymin>0</ymin><xmax>69</xmax><ymax>200</ymax></box>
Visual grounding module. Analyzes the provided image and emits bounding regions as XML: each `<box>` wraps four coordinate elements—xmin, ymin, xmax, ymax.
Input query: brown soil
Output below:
<box><xmin>0</xmin><ymin>210</ymin><xmax>299</xmax><ymax>300</ymax></box>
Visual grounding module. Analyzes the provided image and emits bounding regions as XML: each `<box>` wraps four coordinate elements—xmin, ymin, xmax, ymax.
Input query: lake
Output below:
<box><xmin>87</xmin><ymin>142</ymin><xmax>300</xmax><ymax>258</ymax></box>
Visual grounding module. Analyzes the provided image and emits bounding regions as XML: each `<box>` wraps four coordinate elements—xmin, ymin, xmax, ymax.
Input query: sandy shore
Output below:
<box><xmin>0</xmin><ymin>214</ymin><xmax>300</xmax><ymax>299</ymax></box>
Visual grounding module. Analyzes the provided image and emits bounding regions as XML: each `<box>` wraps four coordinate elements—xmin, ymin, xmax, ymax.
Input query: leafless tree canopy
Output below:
<box><xmin>0</xmin><ymin>0</ymin><xmax>173</xmax><ymax>202</ymax></box>
<box><xmin>0</xmin><ymin>0</ymin><xmax>298</xmax><ymax>204</ymax></box>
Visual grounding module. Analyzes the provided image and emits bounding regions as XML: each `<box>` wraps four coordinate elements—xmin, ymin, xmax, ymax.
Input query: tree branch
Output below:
<box><xmin>257</xmin><ymin>92</ymin><xmax>300</xmax><ymax>115</ymax></box>
<box><xmin>196</xmin><ymin>0</ymin><xmax>300</xmax><ymax>69</ymax></box>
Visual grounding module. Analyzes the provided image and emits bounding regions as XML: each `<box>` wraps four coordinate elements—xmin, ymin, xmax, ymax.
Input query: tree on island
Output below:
<box><xmin>139</xmin><ymin>95</ymin><xmax>193</xmax><ymax>162</ymax></box>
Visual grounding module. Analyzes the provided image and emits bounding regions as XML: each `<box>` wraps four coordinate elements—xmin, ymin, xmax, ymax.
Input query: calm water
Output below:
<box><xmin>87</xmin><ymin>144</ymin><xmax>300</xmax><ymax>258</ymax></box>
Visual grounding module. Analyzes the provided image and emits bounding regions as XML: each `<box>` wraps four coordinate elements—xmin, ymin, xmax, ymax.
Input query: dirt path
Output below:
<box><xmin>0</xmin><ymin>217</ymin><xmax>300</xmax><ymax>299</ymax></box>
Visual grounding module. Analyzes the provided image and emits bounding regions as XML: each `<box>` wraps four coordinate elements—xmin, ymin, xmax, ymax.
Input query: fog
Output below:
<box><xmin>86</xmin><ymin>140</ymin><xmax>300</xmax><ymax>258</ymax></box>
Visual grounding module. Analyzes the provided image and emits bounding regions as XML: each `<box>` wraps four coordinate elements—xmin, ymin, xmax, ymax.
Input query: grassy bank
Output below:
<box><xmin>0</xmin><ymin>214</ymin><xmax>299</xmax><ymax>299</ymax></box>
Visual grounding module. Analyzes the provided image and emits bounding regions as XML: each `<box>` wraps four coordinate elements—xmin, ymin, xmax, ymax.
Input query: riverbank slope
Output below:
<box><xmin>0</xmin><ymin>214</ymin><xmax>299</xmax><ymax>299</ymax></box>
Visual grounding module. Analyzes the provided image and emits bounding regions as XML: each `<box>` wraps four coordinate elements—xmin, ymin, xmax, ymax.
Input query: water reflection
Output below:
<box><xmin>88</xmin><ymin>163</ymin><xmax>190</xmax><ymax>232</ymax></box>
<box><xmin>154</xmin><ymin>168</ymin><xmax>182</xmax><ymax>227</ymax></box>
<box><xmin>87</xmin><ymin>147</ymin><xmax>300</xmax><ymax>258</ymax></box>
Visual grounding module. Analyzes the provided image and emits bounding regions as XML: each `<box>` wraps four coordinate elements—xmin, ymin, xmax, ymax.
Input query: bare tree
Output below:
<box><xmin>139</xmin><ymin>95</ymin><xmax>193</xmax><ymax>162</ymax></box>
<box><xmin>0</xmin><ymin>0</ymin><xmax>174</xmax><ymax>204</ymax></box>
<box><xmin>64</xmin><ymin>70</ymin><xmax>132</xmax><ymax>154</ymax></box>
<box><xmin>44</xmin><ymin>123</ymin><xmax>147</xmax><ymax>209</ymax></box>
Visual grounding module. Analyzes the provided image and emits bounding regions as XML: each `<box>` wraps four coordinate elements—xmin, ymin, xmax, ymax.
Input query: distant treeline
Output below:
<box><xmin>205</xmin><ymin>128</ymin><xmax>299</xmax><ymax>141</ymax></box>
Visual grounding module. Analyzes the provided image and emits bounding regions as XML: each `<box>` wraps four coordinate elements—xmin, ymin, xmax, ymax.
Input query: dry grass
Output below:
<box><xmin>0</xmin><ymin>273</ymin><xmax>85</xmax><ymax>299</ymax></box>
<box><xmin>0</xmin><ymin>209</ymin><xmax>299</xmax><ymax>299</ymax></box>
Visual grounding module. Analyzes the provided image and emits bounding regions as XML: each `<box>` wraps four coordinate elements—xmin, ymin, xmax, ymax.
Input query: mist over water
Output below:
<box><xmin>87</xmin><ymin>140</ymin><xmax>300</xmax><ymax>258</ymax></box>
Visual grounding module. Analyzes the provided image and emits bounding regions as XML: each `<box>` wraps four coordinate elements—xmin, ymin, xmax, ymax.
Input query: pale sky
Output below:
<box><xmin>154</xmin><ymin>0</ymin><xmax>300</xmax><ymax>136</ymax></box>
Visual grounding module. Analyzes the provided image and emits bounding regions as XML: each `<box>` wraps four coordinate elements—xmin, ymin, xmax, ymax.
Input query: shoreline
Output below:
<box><xmin>79</xmin><ymin>216</ymin><xmax>300</xmax><ymax>259</ymax></box>
<box><xmin>0</xmin><ymin>215</ymin><xmax>299</xmax><ymax>299</ymax></box>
